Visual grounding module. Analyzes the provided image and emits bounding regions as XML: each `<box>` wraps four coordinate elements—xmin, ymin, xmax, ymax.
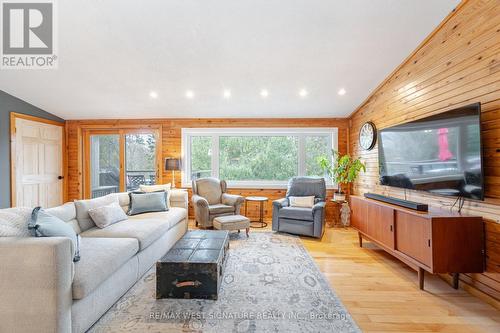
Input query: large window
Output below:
<box><xmin>182</xmin><ymin>128</ymin><xmax>337</xmax><ymax>187</ymax></box>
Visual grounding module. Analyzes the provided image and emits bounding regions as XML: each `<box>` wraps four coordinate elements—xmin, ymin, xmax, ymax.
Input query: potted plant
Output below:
<box><xmin>317</xmin><ymin>150</ymin><xmax>366</xmax><ymax>202</ymax></box>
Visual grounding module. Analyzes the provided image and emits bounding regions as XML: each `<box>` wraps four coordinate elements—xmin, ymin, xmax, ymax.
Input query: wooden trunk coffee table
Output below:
<box><xmin>156</xmin><ymin>230</ymin><xmax>229</xmax><ymax>300</ymax></box>
<box><xmin>244</xmin><ymin>196</ymin><xmax>268</xmax><ymax>228</ymax></box>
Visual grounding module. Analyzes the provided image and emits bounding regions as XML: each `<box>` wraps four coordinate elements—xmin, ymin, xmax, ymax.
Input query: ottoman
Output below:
<box><xmin>213</xmin><ymin>215</ymin><xmax>250</xmax><ymax>237</ymax></box>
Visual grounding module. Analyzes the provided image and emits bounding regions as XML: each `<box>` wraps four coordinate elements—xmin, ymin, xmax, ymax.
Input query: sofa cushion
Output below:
<box><xmin>278</xmin><ymin>206</ymin><xmax>314</xmax><ymax>221</ymax></box>
<box><xmin>81</xmin><ymin>218</ymin><xmax>165</xmax><ymax>252</ymax></box>
<box><xmin>46</xmin><ymin>202</ymin><xmax>81</xmax><ymax>234</ymax></box>
<box><xmin>72</xmin><ymin>237</ymin><xmax>138</xmax><ymax>300</ymax></box>
<box><xmin>0</xmin><ymin>207</ymin><xmax>32</xmax><ymax>237</ymax></box>
<box><xmin>115</xmin><ymin>192</ymin><xmax>131</xmax><ymax>212</ymax></box>
<box><xmin>127</xmin><ymin>207</ymin><xmax>187</xmax><ymax>229</ymax></box>
<box><xmin>75</xmin><ymin>195</ymin><xmax>118</xmax><ymax>231</ymax></box>
<box><xmin>208</xmin><ymin>204</ymin><xmax>235</xmax><ymax>215</ymax></box>
<box><xmin>170</xmin><ymin>189</ymin><xmax>189</xmax><ymax>209</ymax></box>
<box><xmin>139</xmin><ymin>183</ymin><xmax>171</xmax><ymax>192</ymax></box>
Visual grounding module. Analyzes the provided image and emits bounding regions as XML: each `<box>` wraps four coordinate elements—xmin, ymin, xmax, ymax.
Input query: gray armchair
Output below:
<box><xmin>192</xmin><ymin>177</ymin><xmax>245</xmax><ymax>228</ymax></box>
<box><xmin>272</xmin><ymin>177</ymin><xmax>326</xmax><ymax>238</ymax></box>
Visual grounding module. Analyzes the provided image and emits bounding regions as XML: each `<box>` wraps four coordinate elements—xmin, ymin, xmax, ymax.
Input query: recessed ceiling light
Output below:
<box><xmin>338</xmin><ymin>88</ymin><xmax>346</xmax><ymax>96</ymax></box>
<box><xmin>299</xmin><ymin>89</ymin><xmax>308</xmax><ymax>98</ymax></box>
<box><xmin>223</xmin><ymin>89</ymin><xmax>231</xmax><ymax>99</ymax></box>
<box><xmin>185</xmin><ymin>90</ymin><xmax>194</xmax><ymax>99</ymax></box>
<box><xmin>260</xmin><ymin>89</ymin><xmax>269</xmax><ymax>98</ymax></box>
<box><xmin>149</xmin><ymin>91</ymin><xmax>158</xmax><ymax>99</ymax></box>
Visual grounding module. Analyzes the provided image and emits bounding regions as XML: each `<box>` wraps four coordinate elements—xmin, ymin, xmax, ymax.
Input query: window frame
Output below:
<box><xmin>181</xmin><ymin>127</ymin><xmax>338</xmax><ymax>188</ymax></box>
<box><xmin>82</xmin><ymin>128</ymin><xmax>162</xmax><ymax>198</ymax></box>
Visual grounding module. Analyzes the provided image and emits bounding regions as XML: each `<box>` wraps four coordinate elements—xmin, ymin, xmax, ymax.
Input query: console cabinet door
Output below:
<box><xmin>367</xmin><ymin>204</ymin><xmax>394</xmax><ymax>249</ymax></box>
<box><xmin>351</xmin><ymin>196</ymin><xmax>367</xmax><ymax>233</ymax></box>
<box><xmin>395</xmin><ymin>211</ymin><xmax>432</xmax><ymax>267</ymax></box>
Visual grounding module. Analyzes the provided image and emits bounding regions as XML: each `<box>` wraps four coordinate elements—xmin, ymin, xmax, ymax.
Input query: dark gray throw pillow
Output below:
<box><xmin>28</xmin><ymin>207</ymin><xmax>81</xmax><ymax>262</ymax></box>
<box><xmin>128</xmin><ymin>191</ymin><xmax>168</xmax><ymax>216</ymax></box>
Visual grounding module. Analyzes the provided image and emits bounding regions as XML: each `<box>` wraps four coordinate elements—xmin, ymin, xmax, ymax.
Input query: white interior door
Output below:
<box><xmin>12</xmin><ymin>117</ymin><xmax>64</xmax><ymax>208</ymax></box>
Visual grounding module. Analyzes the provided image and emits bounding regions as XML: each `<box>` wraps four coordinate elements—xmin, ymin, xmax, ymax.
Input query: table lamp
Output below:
<box><xmin>165</xmin><ymin>158</ymin><xmax>181</xmax><ymax>188</ymax></box>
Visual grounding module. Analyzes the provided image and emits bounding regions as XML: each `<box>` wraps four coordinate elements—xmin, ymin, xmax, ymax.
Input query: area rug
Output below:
<box><xmin>89</xmin><ymin>232</ymin><xmax>360</xmax><ymax>333</ymax></box>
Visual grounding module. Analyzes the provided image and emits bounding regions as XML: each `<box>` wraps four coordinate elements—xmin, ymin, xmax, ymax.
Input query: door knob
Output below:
<box><xmin>58</xmin><ymin>176</ymin><xmax>64</xmax><ymax>180</ymax></box>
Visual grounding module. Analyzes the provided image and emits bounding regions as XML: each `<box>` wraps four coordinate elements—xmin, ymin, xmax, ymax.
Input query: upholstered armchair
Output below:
<box><xmin>191</xmin><ymin>177</ymin><xmax>245</xmax><ymax>228</ymax></box>
<box><xmin>272</xmin><ymin>177</ymin><xmax>326</xmax><ymax>238</ymax></box>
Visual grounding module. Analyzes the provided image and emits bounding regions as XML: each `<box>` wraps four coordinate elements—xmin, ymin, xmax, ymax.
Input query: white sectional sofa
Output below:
<box><xmin>0</xmin><ymin>190</ymin><xmax>188</xmax><ymax>333</ymax></box>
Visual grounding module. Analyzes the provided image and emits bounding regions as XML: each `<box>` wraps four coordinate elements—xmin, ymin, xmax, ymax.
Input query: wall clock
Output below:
<box><xmin>359</xmin><ymin>122</ymin><xmax>376</xmax><ymax>150</ymax></box>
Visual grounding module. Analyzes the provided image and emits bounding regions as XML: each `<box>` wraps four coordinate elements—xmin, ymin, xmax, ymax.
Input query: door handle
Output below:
<box><xmin>58</xmin><ymin>176</ymin><xmax>64</xmax><ymax>180</ymax></box>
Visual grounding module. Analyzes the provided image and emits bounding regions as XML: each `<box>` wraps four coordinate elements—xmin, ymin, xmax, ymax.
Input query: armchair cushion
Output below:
<box><xmin>208</xmin><ymin>204</ymin><xmax>235</xmax><ymax>215</ymax></box>
<box><xmin>278</xmin><ymin>206</ymin><xmax>314</xmax><ymax>221</ymax></box>
<box><xmin>194</xmin><ymin>178</ymin><xmax>223</xmax><ymax>205</ymax></box>
<box><xmin>286</xmin><ymin>177</ymin><xmax>326</xmax><ymax>200</ymax></box>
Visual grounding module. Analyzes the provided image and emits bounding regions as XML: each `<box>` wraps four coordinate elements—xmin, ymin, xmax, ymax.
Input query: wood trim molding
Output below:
<box><xmin>82</xmin><ymin>127</ymin><xmax>163</xmax><ymax>199</ymax></box>
<box><xmin>10</xmin><ymin>112</ymin><xmax>67</xmax><ymax>206</ymax></box>
<box><xmin>10</xmin><ymin>112</ymin><xmax>64</xmax><ymax>127</ymax></box>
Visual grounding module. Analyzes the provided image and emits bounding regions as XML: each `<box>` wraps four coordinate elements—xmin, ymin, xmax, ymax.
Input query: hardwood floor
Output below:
<box><xmin>188</xmin><ymin>220</ymin><xmax>500</xmax><ymax>332</ymax></box>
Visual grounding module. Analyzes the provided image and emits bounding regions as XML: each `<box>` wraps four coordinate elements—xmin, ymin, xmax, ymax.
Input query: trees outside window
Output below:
<box><xmin>183</xmin><ymin>128</ymin><xmax>337</xmax><ymax>187</ymax></box>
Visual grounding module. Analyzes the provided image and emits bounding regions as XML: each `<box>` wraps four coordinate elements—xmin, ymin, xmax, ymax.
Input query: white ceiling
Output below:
<box><xmin>0</xmin><ymin>0</ymin><xmax>460</xmax><ymax>120</ymax></box>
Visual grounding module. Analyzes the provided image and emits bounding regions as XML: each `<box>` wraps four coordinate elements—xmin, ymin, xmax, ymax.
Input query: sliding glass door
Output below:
<box><xmin>84</xmin><ymin>129</ymin><xmax>161</xmax><ymax>198</ymax></box>
<box><xmin>125</xmin><ymin>133</ymin><xmax>157</xmax><ymax>191</ymax></box>
<box><xmin>89</xmin><ymin>133</ymin><xmax>121</xmax><ymax>198</ymax></box>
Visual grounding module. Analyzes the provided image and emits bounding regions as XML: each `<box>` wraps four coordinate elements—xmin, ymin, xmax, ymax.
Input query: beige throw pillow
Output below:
<box><xmin>74</xmin><ymin>195</ymin><xmax>118</xmax><ymax>231</ymax></box>
<box><xmin>88</xmin><ymin>202</ymin><xmax>128</xmax><ymax>228</ymax></box>
<box><xmin>289</xmin><ymin>196</ymin><xmax>315</xmax><ymax>208</ymax></box>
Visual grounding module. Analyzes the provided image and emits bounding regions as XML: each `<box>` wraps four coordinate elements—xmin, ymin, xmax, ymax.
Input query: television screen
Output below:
<box><xmin>378</xmin><ymin>103</ymin><xmax>483</xmax><ymax>200</ymax></box>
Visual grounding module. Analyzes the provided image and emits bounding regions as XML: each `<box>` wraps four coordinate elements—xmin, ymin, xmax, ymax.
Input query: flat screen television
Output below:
<box><xmin>378</xmin><ymin>103</ymin><xmax>483</xmax><ymax>200</ymax></box>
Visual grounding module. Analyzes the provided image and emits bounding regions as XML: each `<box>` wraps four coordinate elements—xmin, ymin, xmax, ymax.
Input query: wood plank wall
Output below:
<box><xmin>348</xmin><ymin>0</ymin><xmax>500</xmax><ymax>301</ymax></box>
<box><xmin>65</xmin><ymin>118</ymin><xmax>349</xmax><ymax>221</ymax></box>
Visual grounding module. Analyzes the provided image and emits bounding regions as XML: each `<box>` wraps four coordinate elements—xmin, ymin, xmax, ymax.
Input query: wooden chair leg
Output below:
<box><xmin>246</xmin><ymin>228</ymin><xmax>249</xmax><ymax>237</ymax></box>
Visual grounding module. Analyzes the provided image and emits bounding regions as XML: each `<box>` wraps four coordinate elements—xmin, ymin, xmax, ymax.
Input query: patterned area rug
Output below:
<box><xmin>89</xmin><ymin>232</ymin><xmax>360</xmax><ymax>333</ymax></box>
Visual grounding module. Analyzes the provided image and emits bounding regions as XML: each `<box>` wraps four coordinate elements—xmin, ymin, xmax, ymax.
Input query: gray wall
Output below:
<box><xmin>0</xmin><ymin>90</ymin><xmax>64</xmax><ymax>208</ymax></box>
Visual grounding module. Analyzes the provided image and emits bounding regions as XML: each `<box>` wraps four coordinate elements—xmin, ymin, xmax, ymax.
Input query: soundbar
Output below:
<box><xmin>363</xmin><ymin>193</ymin><xmax>428</xmax><ymax>211</ymax></box>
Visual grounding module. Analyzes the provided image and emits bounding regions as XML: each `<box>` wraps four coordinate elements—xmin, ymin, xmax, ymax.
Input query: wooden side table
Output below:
<box><xmin>244</xmin><ymin>196</ymin><xmax>268</xmax><ymax>228</ymax></box>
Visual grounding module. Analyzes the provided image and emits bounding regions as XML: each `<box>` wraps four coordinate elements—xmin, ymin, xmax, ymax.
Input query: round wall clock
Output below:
<box><xmin>359</xmin><ymin>122</ymin><xmax>376</xmax><ymax>150</ymax></box>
